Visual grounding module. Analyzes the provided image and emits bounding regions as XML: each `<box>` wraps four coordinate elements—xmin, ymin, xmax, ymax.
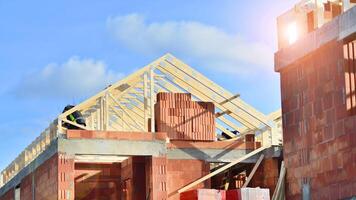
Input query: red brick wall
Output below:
<box><xmin>0</xmin><ymin>153</ymin><xmax>75</xmax><ymax>200</ymax></box>
<box><xmin>20</xmin><ymin>174</ymin><xmax>33</xmax><ymax>200</ymax></box>
<box><xmin>280</xmin><ymin>39</ymin><xmax>356</xmax><ymax>199</ymax></box>
<box><xmin>150</xmin><ymin>156</ymin><xmax>168</xmax><ymax>200</ymax></box>
<box><xmin>58</xmin><ymin>154</ymin><xmax>74</xmax><ymax>200</ymax></box>
<box><xmin>0</xmin><ymin>189</ymin><xmax>14</xmax><ymax>200</ymax></box>
<box><xmin>75</xmin><ymin>163</ymin><xmax>121</xmax><ymax>200</ymax></box>
<box><xmin>167</xmin><ymin>159</ymin><xmax>210</xmax><ymax>200</ymax></box>
<box><xmin>250</xmin><ymin>158</ymin><xmax>279</xmax><ymax>196</ymax></box>
<box><xmin>34</xmin><ymin>153</ymin><xmax>59</xmax><ymax>200</ymax></box>
<box><xmin>120</xmin><ymin>157</ymin><xmax>147</xmax><ymax>200</ymax></box>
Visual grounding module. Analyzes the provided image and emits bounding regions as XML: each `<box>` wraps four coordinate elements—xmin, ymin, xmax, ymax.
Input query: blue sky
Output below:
<box><xmin>0</xmin><ymin>0</ymin><xmax>298</xmax><ymax>171</ymax></box>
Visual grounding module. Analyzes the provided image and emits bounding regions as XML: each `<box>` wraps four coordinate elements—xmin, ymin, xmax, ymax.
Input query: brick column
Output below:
<box><xmin>146</xmin><ymin>156</ymin><xmax>167</xmax><ymax>200</ymax></box>
<box><xmin>58</xmin><ymin>153</ymin><xmax>75</xmax><ymax>200</ymax></box>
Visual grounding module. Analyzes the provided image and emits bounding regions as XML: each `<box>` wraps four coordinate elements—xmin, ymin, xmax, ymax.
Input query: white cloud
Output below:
<box><xmin>107</xmin><ymin>14</ymin><xmax>274</xmax><ymax>75</ymax></box>
<box><xmin>16</xmin><ymin>57</ymin><xmax>124</xmax><ymax>98</ymax></box>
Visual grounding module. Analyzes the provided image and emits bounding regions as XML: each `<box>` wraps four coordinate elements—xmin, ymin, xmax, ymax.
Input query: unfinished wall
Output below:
<box><xmin>0</xmin><ymin>189</ymin><xmax>14</xmax><ymax>200</ymax></box>
<box><xmin>280</xmin><ymin>39</ymin><xmax>356</xmax><ymax>199</ymax></box>
<box><xmin>0</xmin><ymin>153</ymin><xmax>75</xmax><ymax>200</ymax></box>
<box><xmin>250</xmin><ymin>158</ymin><xmax>280</xmax><ymax>196</ymax></box>
<box><xmin>167</xmin><ymin>159</ymin><xmax>211</xmax><ymax>200</ymax></box>
<box><xmin>121</xmin><ymin>157</ymin><xmax>147</xmax><ymax>200</ymax></box>
<box><xmin>150</xmin><ymin>157</ymin><xmax>168</xmax><ymax>200</ymax></box>
<box><xmin>75</xmin><ymin>163</ymin><xmax>121</xmax><ymax>200</ymax></box>
<box><xmin>20</xmin><ymin>175</ymin><xmax>33</xmax><ymax>200</ymax></box>
<box><xmin>33</xmin><ymin>153</ymin><xmax>59</xmax><ymax>200</ymax></box>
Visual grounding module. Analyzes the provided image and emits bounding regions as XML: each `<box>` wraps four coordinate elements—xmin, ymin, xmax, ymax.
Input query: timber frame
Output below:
<box><xmin>0</xmin><ymin>53</ymin><xmax>282</xmax><ymax>187</ymax></box>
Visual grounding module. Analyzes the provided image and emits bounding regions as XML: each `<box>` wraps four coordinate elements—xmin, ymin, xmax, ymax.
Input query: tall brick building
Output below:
<box><xmin>275</xmin><ymin>1</ymin><xmax>356</xmax><ymax>199</ymax></box>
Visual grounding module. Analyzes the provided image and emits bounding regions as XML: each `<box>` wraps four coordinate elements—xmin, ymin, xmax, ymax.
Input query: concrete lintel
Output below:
<box><xmin>0</xmin><ymin>138</ymin><xmax>167</xmax><ymax>196</ymax></box>
<box><xmin>0</xmin><ymin>139</ymin><xmax>59</xmax><ymax>197</ymax></box>
<box><xmin>167</xmin><ymin>146</ymin><xmax>282</xmax><ymax>163</ymax></box>
<box><xmin>167</xmin><ymin>148</ymin><xmax>254</xmax><ymax>163</ymax></box>
<box><xmin>275</xmin><ymin>6</ymin><xmax>356</xmax><ymax>72</ymax></box>
<box><xmin>339</xmin><ymin>5</ymin><xmax>356</xmax><ymax>41</ymax></box>
<box><xmin>58</xmin><ymin>138</ymin><xmax>167</xmax><ymax>157</ymax></box>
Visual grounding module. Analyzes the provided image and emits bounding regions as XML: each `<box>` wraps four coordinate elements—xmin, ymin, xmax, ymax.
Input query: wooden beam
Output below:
<box><xmin>215</xmin><ymin>110</ymin><xmax>232</xmax><ymax>118</ymax></box>
<box><xmin>158</xmin><ymin>77</ymin><xmax>247</xmax><ymax>133</ymax></box>
<box><xmin>178</xmin><ymin>146</ymin><xmax>269</xmax><ymax>193</ymax></box>
<box><xmin>62</xmin><ymin>118</ymin><xmax>89</xmax><ymax>130</ymax></box>
<box><xmin>156</xmin><ymin>65</ymin><xmax>258</xmax><ymax>129</ymax></box>
<box><xmin>59</xmin><ymin>56</ymin><xmax>166</xmax><ymax>120</ymax></box>
<box><xmin>242</xmin><ymin>154</ymin><xmax>264</xmax><ymax>187</ymax></box>
<box><xmin>162</xmin><ymin>54</ymin><xmax>269</xmax><ymax>127</ymax></box>
<box><xmin>108</xmin><ymin>105</ymin><xmax>135</xmax><ymax>131</ymax></box>
<box><xmin>219</xmin><ymin>94</ymin><xmax>240</xmax><ymax>105</ymax></box>
<box><xmin>216</xmin><ymin>123</ymin><xmax>238</xmax><ymax>139</ymax></box>
<box><xmin>109</xmin><ymin>94</ymin><xmax>145</xmax><ymax>131</ymax></box>
<box><xmin>150</xmin><ymin>67</ymin><xmax>155</xmax><ymax>132</ymax></box>
<box><xmin>143</xmin><ymin>72</ymin><xmax>148</xmax><ymax>131</ymax></box>
<box><xmin>272</xmin><ymin>161</ymin><xmax>286</xmax><ymax>200</ymax></box>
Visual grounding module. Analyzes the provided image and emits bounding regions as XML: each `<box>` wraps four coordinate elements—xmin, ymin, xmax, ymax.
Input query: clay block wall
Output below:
<box><xmin>75</xmin><ymin>163</ymin><xmax>121</xmax><ymax>200</ymax></box>
<box><xmin>20</xmin><ymin>175</ymin><xmax>33</xmax><ymax>200</ymax></box>
<box><xmin>167</xmin><ymin>159</ymin><xmax>210</xmax><ymax>200</ymax></box>
<box><xmin>58</xmin><ymin>154</ymin><xmax>74</xmax><ymax>200</ymax></box>
<box><xmin>0</xmin><ymin>153</ymin><xmax>75</xmax><ymax>200</ymax></box>
<box><xmin>280</xmin><ymin>39</ymin><xmax>356</xmax><ymax>199</ymax></box>
<box><xmin>150</xmin><ymin>157</ymin><xmax>168</xmax><ymax>200</ymax></box>
<box><xmin>121</xmin><ymin>157</ymin><xmax>147</xmax><ymax>200</ymax></box>
<box><xmin>34</xmin><ymin>153</ymin><xmax>59</xmax><ymax>200</ymax></box>
<box><xmin>0</xmin><ymin>189</ymin><xmax>14</xmax><ymax>200</ymax></box>
<box><xmin>155</xmin><ymin>93</ymin><xmax>215</xmax><ymax>141</ymax></box>
<box><xmin>249</xmin><ymin>158</ymin><xmax>279</xmax><ymax>196</ymax></box>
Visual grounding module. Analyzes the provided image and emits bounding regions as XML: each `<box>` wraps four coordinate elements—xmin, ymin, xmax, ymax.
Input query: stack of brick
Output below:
<box><xmin>180</xmin><ymin>189</ymin><xmax>226</xmax><ymax>200</ymax></box>
<box><xmin>155</xmin><ymin>93</ymin><xmax>215</xmax><ymax>141</ymax></box>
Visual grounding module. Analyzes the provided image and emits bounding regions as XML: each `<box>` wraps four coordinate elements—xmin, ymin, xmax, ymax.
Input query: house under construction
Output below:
<box><xmin>0</xmin><ymin>54</ymin><xmax>283</xmax><ymax>200</ymax></box>
<box><xmin>1</xmin><ymin>0</ymin><xmax>356</xmax><ymax>199</ymax></box>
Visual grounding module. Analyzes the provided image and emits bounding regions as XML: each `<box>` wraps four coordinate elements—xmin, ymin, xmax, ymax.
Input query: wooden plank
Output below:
<box><xmin>150</xmin><ymin>67</ymin><xmax>155</xmax><ymax>132</ymax></box>
<box><xmin>59</xmin><ymin>56</ymin><xmax>165</xmax><ymax>119</ymax></box>
<box><xmin>156</xmin><ymin>64</ymin><xmax>259</xmax><ymax>129</ymax></box>
<box><xmin>242</xmin><ymin>154</ymin><xmax>264</xmax><ymax>187</ymax></box>
<box><xmin>157</xmin><ymin>78</ymin><xmax>246</xmax><ymax>136</ymax></box>
<box><xmin>144</xmin><ymin>72</ymin><xmax>148</xmax><ymax>130</ymax></box>
<box><xmin>272</xmin><ymin>161</ymin><xmax>286</xmax><ymax>200</ymax></box>
<box><xmin>62</xmin><ymin>119</ymin><xmax>89</xmax><ymax>130</ymax></box>
<box><xmin>178</xmin><ymin>146</ymin><xmax>269</xmax><ymax>193</ymax></box>
<box><xmin>109</xmin><ymin>94</ymin><xmax>145</xmax><ymax>131</ymax></box>
<box><xmin>163</xmin><ymin>54</ymin><xmax>269</xmax><ymax>125</ymax></box>
<box><xmin>109</xmin><ymin>105</ymin><xmax>135</xmax><ymax>131</ymax></box>
<box><xmin>157</xmin><ymin>74</ymin><xmax>248</xmax><ymax>133</ymax></box>
<box><xmin>216</xmin><ymin>123</ymin><xmax>238</xmax><ymax>139</ymax></box>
